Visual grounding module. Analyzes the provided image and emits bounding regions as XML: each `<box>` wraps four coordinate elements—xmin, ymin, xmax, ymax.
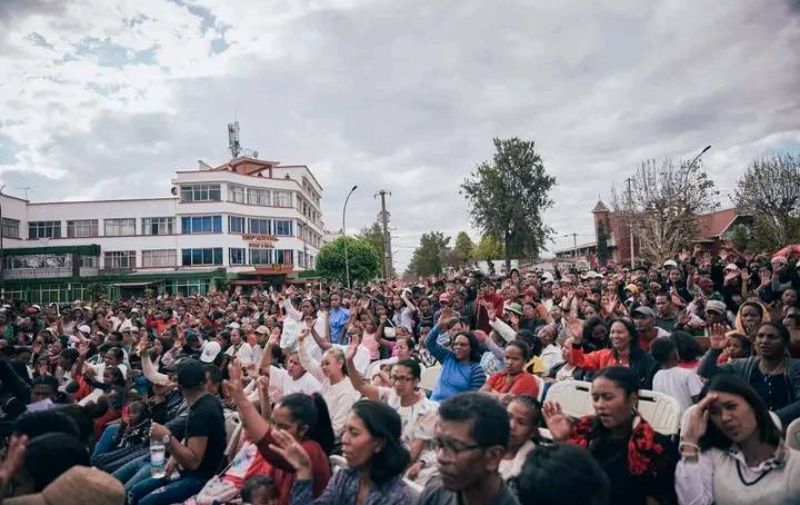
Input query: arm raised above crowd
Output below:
<box><xmin>345</xmin><ymin>345</ymin><xmax>380</xmax><ymax>401</ymax></box>
<box><xmin>297</xmin><ymin>329</ymin><xmax>324</xmax><ymax>383</ymax></box>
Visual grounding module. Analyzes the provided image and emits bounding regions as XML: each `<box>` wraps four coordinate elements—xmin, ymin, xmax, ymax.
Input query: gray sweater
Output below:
<box><xmin>698</xmin><ymin>348</ymin><xmax>800</xmax><ymax>425</ymax></box>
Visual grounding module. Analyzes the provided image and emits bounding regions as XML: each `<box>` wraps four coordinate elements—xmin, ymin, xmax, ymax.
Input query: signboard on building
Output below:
<box><xmin>242</xmin><ymin>234</ymin><xmax>277</xmax><ymax>249</ymax></box>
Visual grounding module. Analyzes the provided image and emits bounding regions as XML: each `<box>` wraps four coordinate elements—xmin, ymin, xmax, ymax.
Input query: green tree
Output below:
<box><xmin>453</xmin><ymin>231</ymin><xmax>475</xmax><ymax>265</ymax></box>
<box><xmin>406</xmin><ymin>232</ymin><xmax>451</xmax><ymax>277</ymax></box>
<box><xmin>473</xmin><ymin>234</ymin><xmax>504</xmax><ymax>260</ymax></box>
<box><xmin>316</xmin><ymin>236</ymin><xmax>380</xmax><ymax>285</ymax></box>
<box><xmin>358</xmin><ymin>221</ymin><xmax>393</xmax><ymax>276</ymax></box>
<box><xmin>734</xmin><ymin>154</ymin><xmax>800</xmax><ymax>249</ymax></box>
<box><xmin>461</xmin><ymin>137</ymin><xmax>556</xmax><ymax>270</ymax></box>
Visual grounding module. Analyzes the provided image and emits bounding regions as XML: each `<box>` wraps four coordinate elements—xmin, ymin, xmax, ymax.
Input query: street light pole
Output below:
<box><xmin>342</xmin><ymin>185</ymin><xmax>358</xmax><ymax>289</ymax></box>
<box><xmin>688</xmin><ymin>145</ymin><xmax>712</xmax><ymax>169</ymax></box>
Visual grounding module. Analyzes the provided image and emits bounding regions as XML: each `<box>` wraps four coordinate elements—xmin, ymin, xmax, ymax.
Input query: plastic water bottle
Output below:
<box><xmin>150</xmin><ymin>438</ymin><xmax>166</xmax><ymax>479</ymax></box>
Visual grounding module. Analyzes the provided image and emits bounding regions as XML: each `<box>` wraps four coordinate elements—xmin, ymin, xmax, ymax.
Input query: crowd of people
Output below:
<box><xmin>0</xmin><ymin>244</ymin><xmax>798</xmax><ymax>504</ymax></box>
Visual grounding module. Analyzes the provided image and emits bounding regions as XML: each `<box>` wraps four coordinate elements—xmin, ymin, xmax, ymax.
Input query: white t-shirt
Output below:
<box><xmin>269</xmin><ymin>365</ymin><xmax>322</xmax><ymax>401</ymax></box>
<box><xmin>377</xmin><ymin>388</ymin><xmax>438</xmax><ymax>446</ymax></box>
<box><xmin>652</xmin><ymin>366</ymin><xmax>703</xmax><ymax>416</ymax></box>
<box><xmin>499</xmin><ymin>439</ymin><xmax>536</xmax><ymax>481</ymax></box>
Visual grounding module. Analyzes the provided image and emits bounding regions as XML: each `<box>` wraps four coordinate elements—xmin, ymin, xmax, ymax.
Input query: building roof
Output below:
<box><xmin>592</xmin><ymin>200</ymin><xmax>610</xmax><ymax>213</ymax></box>
<box><xmin>210</xmin><ymin>157</ymin><xmax>280</xmax><ymax>176</ymax></box>
<box><xmin>696</xmin><ymin>208</ymin><xmax>738</xmax><ymax>239</ymax></box>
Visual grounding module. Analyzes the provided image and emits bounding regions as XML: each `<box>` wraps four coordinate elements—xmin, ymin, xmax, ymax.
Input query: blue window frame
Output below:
<box><xmin>248</xmin><ymin>218</ymin><xmax>271</xmax><ymax>235</ymax></box>
<box><xmin>274</xmin><ymin>220</ymin><xmax>293</xmax><ymax>236</ymax></box>
<box><xmin>181</xmin><ymin>216</ymin><xmax>222</xmax><ymax>234</ymax></box>
<box><xmin>229</xmin><ymin>216</ymin><xmax>245</xmax><ymax>234</ymax></box>
<box><xmin>181</xmin><ymin>248</ymin><xmax>223</xmax><ymax>266</ymax></box>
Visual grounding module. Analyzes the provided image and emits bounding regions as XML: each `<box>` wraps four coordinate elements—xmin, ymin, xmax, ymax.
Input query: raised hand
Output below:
<box><xmin>268</xmin><ymin>428</ymin><xmax>312</xmax><ymax>474</ymax></box>
<box><xmin>708</xmin><ymin>323</ymin><xmax>728</xmax><ymax>350</ymax></box>
<box><xmin>682</xmin><ymin>393</ymin><xmax>717</xmax><ymax>444</ymax></box>
<box><xmin>542</xmin><ymin>401</ymin><xmax>572</xmax><ymax>441</ymax></box>
<box><xmin>227</xmin><ymin>359</ymin><xmax>244</xmax><ymax>390</ymax></box>
<box><xmin>565</xmin><ymin>315</ymin><xmax>584</xmax><ymax>341</ymax></box>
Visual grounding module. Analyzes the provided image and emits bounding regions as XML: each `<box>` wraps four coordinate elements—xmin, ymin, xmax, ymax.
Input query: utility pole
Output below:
<box><xmin>625</xmin><ymin>177</ymin><xmax>635</xmax><ymax>269</ymax></box>
<box><xmin>375</xmin><ymin>190</ymin><xmax>393</xmax><ymax>279</ymax></box>
<box><xmin>572</xmin><ymin>232</ymin><xmax>578</xmax><ymax>259</ymax></box>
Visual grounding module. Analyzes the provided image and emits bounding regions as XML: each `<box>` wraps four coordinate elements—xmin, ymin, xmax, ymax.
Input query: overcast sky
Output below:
<box><xmin>2</xmin><ymin>0</ymin><xmax>799</xmax><ymax>272</ymax></box>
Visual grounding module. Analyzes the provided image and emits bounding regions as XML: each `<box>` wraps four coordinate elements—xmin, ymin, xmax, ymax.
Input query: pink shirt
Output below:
<box><xmin>362</xmin><ymin>331</ymin><xmax>380</xmax><ymax>360</ymax></box>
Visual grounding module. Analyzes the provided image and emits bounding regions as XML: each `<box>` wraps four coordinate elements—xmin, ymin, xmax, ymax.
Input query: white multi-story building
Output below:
<box><xmin>0</xmin><ymin>157</ymin><xmax>324</xmax><ymax>302</ymax></box>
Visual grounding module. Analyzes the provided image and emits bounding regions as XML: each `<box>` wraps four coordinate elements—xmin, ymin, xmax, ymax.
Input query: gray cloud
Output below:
<box><xmin>1</xmin><ymin>0</ymin><xmax>799</xmax><ymax>270</ymax></box>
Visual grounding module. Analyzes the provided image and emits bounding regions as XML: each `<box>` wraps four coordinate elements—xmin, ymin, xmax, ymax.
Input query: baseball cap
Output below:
<box><xmin>199</xmin><ymin>341</ymin><xmax>221</xmax><ymax>364</ymax></box>
<box><xmin>662</xmin><ymin>259</ymin><xmax>678</xmax><ymax>269</ymax></box>
<box><xmin>177</xmin><ymin>359</ymin><xmax>206</xmax><ymax>389</ymax></box>
<box><xmin>3</xmin><ymin>466</ymin><xmax>124</xmax><ymax>505</ymax></box>
<box><xmin>632</xmin><ymin>306</ymin><xmax>656</xmax><ymax>318</ymax></box>
<box><xmin>78</xmin><ymin>325</ymin><xmax>91</xmax><ymax>334</ymax></box>
<box><xmin>705</xmin><ymin>300</ymin><xmax>727</xmax><ymax>315</ymax></box>
<box><xmin>226</xmin><ymin>322</ymin><xmax>241</xmax><ymax>330</ymax></box>
<box><xmin>504</xmin><ymin>303</ymin><xmax>523</xmax><ymax>316</ymax></box>
<box><xmin>255</xmin><ymin>325</ymin><xmax>269</xmax><ymax>335</ymax></box>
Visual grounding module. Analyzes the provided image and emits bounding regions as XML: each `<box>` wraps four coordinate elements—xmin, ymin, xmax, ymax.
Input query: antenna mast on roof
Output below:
<box><xmin>227</xmin><ymin>121</ymin><xmax>241</xmax><ymax>158</ymax></box>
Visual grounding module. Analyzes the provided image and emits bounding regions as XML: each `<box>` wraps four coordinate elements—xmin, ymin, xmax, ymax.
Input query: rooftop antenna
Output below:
<box><xmin>16</xmin><ymin>187</ymin><xmax>32</xmax><ymax>200</ymax></box>
<box><xmin>227</xmin><ymin>121</ymin><xmax>241</xmax><ymax>158</ymax></box>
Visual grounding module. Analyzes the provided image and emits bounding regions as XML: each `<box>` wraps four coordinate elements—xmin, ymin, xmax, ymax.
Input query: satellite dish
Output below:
<box><xmin>170</xmin><ymin>187</ymin><xmax>178</xmax><ymax>196</ymax></box>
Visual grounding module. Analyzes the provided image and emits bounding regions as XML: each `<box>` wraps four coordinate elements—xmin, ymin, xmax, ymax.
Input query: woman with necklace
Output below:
<box><xmin>699</xmin><ymin>321</ymin><xmax>800</xmax><ymax>426</ymax></box>
<box><xmin>676</xmin><ymin>375</ymin><xmax>800</xmax><ymax>505</ymax></box>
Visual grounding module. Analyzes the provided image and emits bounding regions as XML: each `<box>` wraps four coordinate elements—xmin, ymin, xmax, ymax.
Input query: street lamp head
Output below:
<box><xmin>350</xmin><ymin>185</ymin><xmax>358</xmax><ymax>192</ymax></box>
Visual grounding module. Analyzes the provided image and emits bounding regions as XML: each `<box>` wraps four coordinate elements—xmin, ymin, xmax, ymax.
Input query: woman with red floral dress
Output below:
<box><xmin>543</xmin><ymin>366</ymin><xmax>678</xmax><ymax>505</ymax></box>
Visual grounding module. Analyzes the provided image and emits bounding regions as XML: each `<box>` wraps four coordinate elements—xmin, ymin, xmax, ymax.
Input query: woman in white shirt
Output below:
<box><xmin>500</xmin><ymin>395</ymin><xmax>540</xmax><ymax>483</ymax></box>
<box><xmin>676</xmin><ymin>374</ymin><xmax>800</xmax><ymax>505</ymax></box>
<box><xmin>296</xmin><ymin>327</ymin><xmax>359</xmax><ymax>438</ymax></box>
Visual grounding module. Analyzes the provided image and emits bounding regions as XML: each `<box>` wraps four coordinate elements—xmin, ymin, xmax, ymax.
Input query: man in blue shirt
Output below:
<box><xmin>328</xmin><ymin>293</ymin><xmax>350</xmax><ymax>344</ymax></box>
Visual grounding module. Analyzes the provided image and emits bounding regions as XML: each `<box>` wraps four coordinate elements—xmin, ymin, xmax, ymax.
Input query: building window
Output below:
<box><xmin>274</xmin><ymin>249</ymin><xmax>293</xmax><ymax>265</ymax></box>
<box><xmin>229</xmin><ymin>216</ymin><xmax>245</xmax><ymax>234</ymax></box>
<box><xmin>104</xmin><ymin>218</ymin><xmax>136</xmax><ymax>236</ymax></box>
<box><xmin>274</xmin><ymin>191</ymin><xmax>292</xmax><ymax>208</ymax></box>
<box><xmin>1</xmin><ymin>218</ymin><xmax>20</xmax><ymax>239</ymax></box>
<box><xmin>80</xmin><ymin>256</ymin><xmax>98</xmax><ymax>268</ymax></box>
<box><xmin>180</xmin><ymin>184</ymin><xmax>221</xmax><ymax>202</ymax></box>
<box><xmin>104</xmin><ymin>250</ymin><xmax>136</xmax><ymax>269</ymax></box>
<box><xmin>247</xmin><ymin>188</ymin><xmax>271</xmax><ymax>206</ymax></box>
<box><xmin>28</xmin><ymin>221</ymin><xmax>61</xmax><ymax>239</ymax></box>
<box><xmin>181</xmin><ymin>248</ymin><xmax>223</xmax><ymax>266</ymax></box>
<box><xmin>248</xmin><ymin>218</ymin><xmax>271</xmax><ymax>235</ymax></box>
<box><xmin>274</xmin><ymin>219</ymin><xmax>293</xmax><ymax>236</ymax></box>
<box><xmin>249</xmin><ymin>249</ymin><xmax>272</xmax><ymax>265</ymax></box>
<box><xmin>142</xmin><ymin>249</ymin><xmax>177</xmax><ymax>267</ymax></box>
<box><xmin>66</xmin><ymin>219</ymin><xmax>99</xmax><ymax>238</ymax></box>
<box><xmin>142</xmin><ymin>217</ymin><xmax>175</xmax><ymax>236</ymax></box>
<box><xmin>229</xmin><ymin>185</ymin><xmax>246</xmax><ymax>203</ymax></box>
<box><xmin>173</xmin><ymin>279</ymin><xmax>210</xmax><ymax>296</ymax></box>
<box><xmin>181</xmin><ymin>216</ymin><xmax>222</xmax><ymax>234</ymax></box>
<box><xmin>229</xmin><ymin>248</ymin><xmax>246</xmax><ymax>265</ymax></box>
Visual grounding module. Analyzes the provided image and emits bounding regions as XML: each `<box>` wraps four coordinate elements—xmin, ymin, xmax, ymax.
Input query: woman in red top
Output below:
<box><xmin>568</xmin><ymin>318</ymin><xmax>657</xmax><ymax>389</ymax></box>
<box><xmin>481</xmin><ymin>339</ymin><xmax>539</xmax><ymax>400</ymax></box>
<box><xmin>228</xmin><ymin>360</ymin><xmax>333</xmax><ymax>505</ymax></box>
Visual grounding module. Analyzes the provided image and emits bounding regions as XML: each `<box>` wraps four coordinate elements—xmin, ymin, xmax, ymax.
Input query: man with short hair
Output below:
<box><xmin>632</xmin><ymin>306</ymin><xmax>670</xmax><ymax>352</ymax></box>
<box><xmin>654</xmin><ymin>293</ymin><xmax>678</xmax><ymax>333</ymax></box>
<box><xmin>418</xmin><ymin>392</ymin><xmax>519</xmax><ymax>505</ymax></box>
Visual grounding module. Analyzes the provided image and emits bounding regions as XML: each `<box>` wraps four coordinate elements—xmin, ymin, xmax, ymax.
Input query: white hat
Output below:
<box><xmin>662</xmin><ymin>259</ymin><xmax>678</xmax><ymax>269</ymax></box>
<box><xmin>78</xmin><ymin>325</ymin><xmax>91</xmax><ymax>334</ymax></box>
<box><xmin>255</xmin><ymin>325</ymin><xmax>269</xmax><ymax>335</ymax></box>
<box><xmin>200</xmin><ymin>341</ymin><xmax>221</xmax><ymax>363</ymax></box>
<box><xmin>226</xmin><ymin>322</ymin><xmax>240</xmax><ymax>330</ymax></box>
<box><xmin>724</xmin><ymin>263</ymin><xmax>739</xmax><ymax>271</ymax></box>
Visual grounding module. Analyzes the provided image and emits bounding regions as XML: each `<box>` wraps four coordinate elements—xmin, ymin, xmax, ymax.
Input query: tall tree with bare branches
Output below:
<box><xmin>734</xmin><ymin>154</ymin><xmax>800</xmax><ymax>248</ymax></box>
<box><xmin>614</xmin><ymin>158</ymin><xmax>718</xmax><ymax>264</ymax></box>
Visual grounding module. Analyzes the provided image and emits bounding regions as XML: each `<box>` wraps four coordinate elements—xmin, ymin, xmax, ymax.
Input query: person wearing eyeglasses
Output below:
<box><xmin>418</xmin><ymin>392</ymin><xmax>519</xmax><ymax>505</ymax></box>
<box><xmin>346</xmin><ymin>355</ymin><xmax>438</xmax><ymax>486</ymax></box>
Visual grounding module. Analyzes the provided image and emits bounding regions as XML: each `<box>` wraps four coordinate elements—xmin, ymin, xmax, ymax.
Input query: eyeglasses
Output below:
<box><xmin>433</xmin><ymin>437</ymin><xmax>482</xmax><ymax>457</ymax></box>
<box><xmin>390</xmin><ymin>375</ymin><xmax>414</xmax><ymax>382</ymax></box>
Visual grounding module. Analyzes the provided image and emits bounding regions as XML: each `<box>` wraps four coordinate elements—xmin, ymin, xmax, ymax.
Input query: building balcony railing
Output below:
<box><xmin>4</xmin><ymin>266</ymin><xmax>101</xmax><ymax>279</ymax></box>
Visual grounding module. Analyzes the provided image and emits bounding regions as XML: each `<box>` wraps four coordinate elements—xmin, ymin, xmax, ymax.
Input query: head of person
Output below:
<box><xmin>102</xmin><ymin>365</ymin><xmax>125</xmax><ymax>387</ymax></box>
<box><xmin>285</xmin><ymin>352</ymin><xmax>306</xmax><ymax>380</ymax></box>
<box><xmin>504</xmin><ymin>340</ymin><xmax>530</xmax><ymax>376</ymax></box>
<box><xmin>650</xmin><ymin>337</ymin><xmax>677</xmax><ymax>367</ymax></box>
<box><xmin>506</xmin><ymin>395</ymin><xmax>541</xmax><ymax>451</ymax></box>
<box><xmin>754</xmin><ymin>322</ymin><xmax>789</xmax><ymax>360</ymax></box>
<box><xmin>536</xmin><ymin>324</ymin><xmax>558</xmax><ymax>347</ymax></box>
<box><xmin>704</xmin><ymin>300</ymin><xmax>728</xmax><ymax>325</ymax></box>
<box><xmin>300</xmin><ymin>298</ymin><xmax>316</xmax><ymax>317</ymax></box>
<box><xmin>739</xmin><ymin>301</ymin><xmax>764</xmax><ymax>329</ymax></box>
<box><xmin>654</xmin><ymin>293</ymin><xmax>672</xmax><ymax>317</ymax></box>
<box><xmin>781</xmin><ymin>288</ymin><xmax>798</xmax><ymax>309</ymax></box>
<box><xmin>230</xmin><ymin>328</ymin><xmax>241</xmax><ymax>346</ymax></box>
<box><xmin>18</xmin><ymin>433</ymin><xmax>90</xmax><ymax>494</ymax></box>
<box><xmin>341</xmin><ymin>400</ymin><xmax>410</xmax><ymax>483</ymax></box>
<box><xmin>725</xmin><ymin>333</ymin><xmax>752</xmax><ymax>359</ymax></box>
<box><xmin>394</xmin><ymin>336</ymin><xmax>414</xmax><ymax>360</ymax></box>
<box><xmin>671</xmin><ymin>330</ymin><xmax>701</xmax><ymax>363</ymax></box>
<box><xmin>30</xmin><ymin>376</ymin><xmax>59</xmax><ymax>403</ymax></box>
<box><xmin>330</xmin><ymin>293</ymin><xmax>341</xmax><ymax>309</ymax></box>
<box><xmin>608</xmin><ymin>318</ymin><xmax>637</xmax><ymax>352</ymax></box>
<box><xmin>699</xmin><ymin>375</ymin><xmax>782</xmax><ymax>450</ymax></box>
<box><xmin>516</xmin><ymin>444</ymin><xmax>610</xmax><ymax>505</ymax></box>
<box><xmin>272</xmin><ymin>392</ymin><xmax>335</xmax><ymax>455</ymax></box>
<box><xmin>582</xmin><ymin>317</ymin><xmax>610</xmax><ymax>348</ymax></box>
<box><xmin>451</xmin><ymin>331</ymin><xmax>483</xmax><ymax>363</ymax></box>
<box><xmin>591</xmin><ymin>366</ymin><xmax>639</xmax><ymax>431</ymax></box>
<box><xmin>632</xmin><ymin>307</ymin><xmax>656</xmax><ymax>332</ymax></box>
<box><xmin>418</xmin><ymin>297</ymin><xmax>432</xmax><ymax>315</ymax></box>
<box><xmin>176</xmin><ymin>359</ymin><xmax>206</xmax><ymax>396</ymax></box>
<box><xmin>240</xmin><ymin>475</ymin><xmax>280</xmax><ymax>505</ymax></box>
<box><xmin>435</xmin><ymin>392</ymin><xmax>509</xmax><ymax>492</ymax></box>
<box><xmin>103</xmin><ymin>347</ymin><xmax>124</xmax><ymax>367</ymax></box>
<box><xmin>783</xmin><ymin>312</ymin><xmax>800</xmax><ymax>331</ymax></box>
<box><xmin>126</xmin><ymin>400</ymin><xmax>150</xmax><ymax>426</ymax></box>
<box><xmin>320</xmin><ymin>347</ymin><xmax>346</xmax><ymax>380</ymax></box>
<box><xmin>389</xmin><ymin>359</ymin><xmax>420</xmax><ymax>397</ymax></box>
<box><xmin>13</xmin><ymin>410</ymin><xmax>81</xmax><ymax>440</ymax></box>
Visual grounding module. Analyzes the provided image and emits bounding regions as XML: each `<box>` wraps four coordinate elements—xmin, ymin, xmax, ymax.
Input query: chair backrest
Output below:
<box><xmin>533</xmin><ymin>374</ymin><xmax>545</xmax><ymax>402</ymax></box>
<box><xmin>329</xmin><ymin>454</ymin><xmax>348</xmax><ymax>474</ymax></box>
<box><xmin>544</xmin><ymin>380</ymin><xmax>594</xmax><ymax>419</ymax></box>
<box><xmin>420</xmin><ymin>365</ymin><xmax>441</xmax><ymax>393</ymax></box>
<box><xmin>787</xmin><ymin>418</ymin><xmax>800</xmax><ymax>451</ymax></box>
<box><xmin>637</xmin><ymin>389</ymin><xmax>681</xmax><ymax>436</ymax></box>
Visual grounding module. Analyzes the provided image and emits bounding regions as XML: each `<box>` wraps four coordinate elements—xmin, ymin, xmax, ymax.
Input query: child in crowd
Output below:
<box><xmin>241</xmin><ymin>475</ymin><xmax>280</xmax><ymax>505</ymax></box>
<box><xmin>651</xmin><ymin>337</ymin><xmax>704</xmax><ymax>416</ymax></box>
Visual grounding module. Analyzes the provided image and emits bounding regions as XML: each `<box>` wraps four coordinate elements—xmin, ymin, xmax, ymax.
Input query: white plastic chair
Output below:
<box><xmin>533</xmin><ymin>374</ymin><xmax>546</xmax><ymax>402</ymax></box>
<box><xmin>544</xmin><ymin>380</ymin><xmax>594</xmax><ymax>419</ymax></box>
<box><xmin>637</xmin><ymin>389</ymin><xmax>681</xmax><ymax>436</ymax></box>
<box><xmin>786</xmin><ymin>418</ymin><xmax>800</xmax><ymax>451</ymax></box>
<box><xmin>420</xmin><ymin>364</ymin><xmax>441</xmax><ymax>393</ymax></box>
<box><xmin>329</xmin><ymin>455</ymin><xmax>347</xmax><ymax>474</ymax></box>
